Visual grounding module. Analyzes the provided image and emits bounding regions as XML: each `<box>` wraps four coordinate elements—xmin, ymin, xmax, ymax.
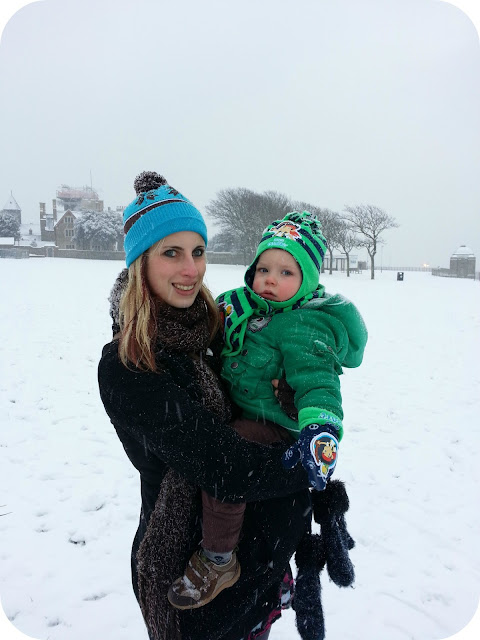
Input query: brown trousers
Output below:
<box><xmin>201</xmin><ymin>418</ymin><xmax>290</xmax><ymax>553</ymax></box>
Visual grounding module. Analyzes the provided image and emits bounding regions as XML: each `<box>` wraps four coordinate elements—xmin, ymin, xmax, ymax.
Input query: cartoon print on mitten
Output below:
<box><xmin>311</xmin><ymin>433</ymin><xmax>338</xmax><ymax>482</ymax></box>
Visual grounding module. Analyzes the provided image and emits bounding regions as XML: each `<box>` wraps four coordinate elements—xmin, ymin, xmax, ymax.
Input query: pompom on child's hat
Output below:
<box><xmin>245</xmin><ymin>211</ymin><xmax>327</xmax><ymax>307</ymax></box>
<box><xmin>122</xmin><ymin>171</ymin><xmax>208</xmax><ymax>267</ymax></box>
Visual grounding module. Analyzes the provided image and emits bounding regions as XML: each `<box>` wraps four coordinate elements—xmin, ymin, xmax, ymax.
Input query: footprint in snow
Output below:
<box><xmin>83</xmin><ymin>592</ymin><xmax>108</xmax><ymax>601</ymax></box>
<box><xmin>47</xmin><ymin>618</ymin><xmax>62</xmax><ymax>627</ymax></box>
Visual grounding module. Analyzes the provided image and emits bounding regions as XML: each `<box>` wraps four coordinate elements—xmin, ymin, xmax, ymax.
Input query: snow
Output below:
<box><xmin>0</xmin><ymin>258</ymin><xmax>479</xmax><ymax>640</ymax></box>
<box><xmin>1</xmin><ymin>194</ymin><xmax>21</xmax><ymax>212</ymax></box>
<box><xmin>451</xmin><ymin>245</ymin><xmax>475</xmax><ymax>257</ymax></box>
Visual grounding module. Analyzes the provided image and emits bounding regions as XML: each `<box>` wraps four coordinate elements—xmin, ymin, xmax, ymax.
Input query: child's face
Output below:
<box><xmin>252</xmin><ymin>249</ymin><xmax>302</xmax><ymax>302</ymax></box>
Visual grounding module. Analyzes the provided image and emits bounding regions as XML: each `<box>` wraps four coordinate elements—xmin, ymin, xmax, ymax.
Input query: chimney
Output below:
<box><xmin>52</xmin><ymin>199</ymin><xmax>57</xmax><ymax>221</ymax></box>
<box><xmin>40</xmin><ymin>202</ymin><xmax>46</xmax><ymax>219</ymax></box>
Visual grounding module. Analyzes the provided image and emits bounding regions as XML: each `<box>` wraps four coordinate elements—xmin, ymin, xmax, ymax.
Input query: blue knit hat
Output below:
<box><xmin>123</xmin><ymin>171</ymin><xmax>208</xmax><ymax>267</ymax></box>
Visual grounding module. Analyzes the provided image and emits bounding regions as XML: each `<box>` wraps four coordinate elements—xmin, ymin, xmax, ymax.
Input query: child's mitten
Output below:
<box><xmin>282</xmin><ymin>423</ymin><xmax>339</xmax><ymax>491</ymax></box>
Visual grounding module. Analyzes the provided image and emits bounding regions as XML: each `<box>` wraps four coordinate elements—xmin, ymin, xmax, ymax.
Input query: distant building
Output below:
<box><xmin>40</xmin><ymin>200</ymin><xmax>57</xmax><ymax>242</ymax></box>
<box><xmin>323</xmin><ymin>252</ymin><xmax>359</xmax><ymax>271</ymax></box>
<box><xmin>40</xmin><ymin>185</ymin><xmax>107</xmax><ymax>249</ymax></box>
<box><xmin>55</xmin><ymin>209</ymin><xmax>77</xmax><ymax>250</ymax></box>
<box><xmin>56</xmin><ymin>185</ymin><xmax>103</xmax><ymax>212</ymax></box>
<box><xmin>432</xmin><ymin>245</ymin><xmax>477</xmax><ymax>279</ymax></box>
<box><xmin>1</xmin><ymin>192</ymin><xmax>22</xmax><ymax>225</ymax></box>
<box><xmin>450</xmin><ymin>245</ymin><xmax>476</xmax><ymax>279</ymax></box>
<box><xmin>36</xmin><ymin>184</ymin><xmax>125</xmax><ymax>255</ymax></box>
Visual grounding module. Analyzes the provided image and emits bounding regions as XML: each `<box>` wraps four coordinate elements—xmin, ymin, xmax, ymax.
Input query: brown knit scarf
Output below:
<box><xmin>136</xmin><ymin>295</ymin><xmax>231</xmax><ymax>640</ymax></box>
<box><xmin>154</xmin><ymin>297</ymin><xmax>230</xmax><ymax>423</ymax></box>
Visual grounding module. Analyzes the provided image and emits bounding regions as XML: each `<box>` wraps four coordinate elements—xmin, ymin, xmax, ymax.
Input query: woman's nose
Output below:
<box><xmin>181</xmin><ymin>256</ymin><xmax>199</xmax><ymax>278</ymax></box>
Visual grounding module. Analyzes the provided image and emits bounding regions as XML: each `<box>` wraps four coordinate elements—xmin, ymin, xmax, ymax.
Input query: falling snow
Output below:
<box><xmin>0</xmin><ymin>258</ymin><xmax>479</xmax><ymax>640</ymax></box>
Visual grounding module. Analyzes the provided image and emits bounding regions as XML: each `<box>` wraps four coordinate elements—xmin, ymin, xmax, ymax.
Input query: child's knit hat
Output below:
<box><xmin>218</xmin><ymin>211</ymin><xmax>327</xmax><ymax>356</ymax></box>
<box><xmin>245</xmin><ymin>211</ymin><xmax>327</xmax><ymax>308</ymax></box>
<box><xmin>123</xmin><ymin>171</ymin><xmax>208</xmax><ymax>267</ymax></box>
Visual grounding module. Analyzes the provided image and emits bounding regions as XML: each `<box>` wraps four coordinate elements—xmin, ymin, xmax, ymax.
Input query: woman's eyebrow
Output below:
<box><xmin>163</xmin><ymin>245</ymin><xmax>206</xmax><ymax>251</ymax></box>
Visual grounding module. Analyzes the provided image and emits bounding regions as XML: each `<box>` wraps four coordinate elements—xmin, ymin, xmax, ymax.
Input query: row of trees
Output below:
<box><xmin>2</xmin><ymin>189</ymin><xmax>398</xmax><ymax>279</ymax></box>
<box><xmin>207</xmin><ymin>188</ymin><xmax>399</xmax><ymax>279</ymax></box>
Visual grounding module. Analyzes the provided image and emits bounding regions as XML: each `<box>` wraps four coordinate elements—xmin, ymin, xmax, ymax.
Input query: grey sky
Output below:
<box><xmin>1</xmin><ymin>0</ymin><xmax>479</xmax><ymax>267</ymax></box>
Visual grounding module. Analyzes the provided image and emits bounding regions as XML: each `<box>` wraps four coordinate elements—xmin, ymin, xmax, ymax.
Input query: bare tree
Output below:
<box><xmin>343</xmin><ymin>204</ymin><xmax>399</xmax><ymax>279</ymax></box>
<box><xmin>336</xmin><ymin>222</ymin><xmax>359</xmax><ymax>277</ymax></box>
<box><xmin>206</xmin><ymin>188</ymin><xmax>294</xmax><ymax>262</ymax></box>
<box><xmin>208</xmin><ymin>229</ymin><xmax>241</xmax><ymax>253</ymax></box>
<box><xmin>319</xmin><ymin>209</ymin><xmax>343</xmax><ymax>275</ymax></box>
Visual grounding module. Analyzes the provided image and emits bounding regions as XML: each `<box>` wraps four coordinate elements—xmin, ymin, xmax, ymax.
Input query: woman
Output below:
<box><xmin>98</xmin><ymin>171</ymin><xmax>312</xmax><ymax>640</ymax></box>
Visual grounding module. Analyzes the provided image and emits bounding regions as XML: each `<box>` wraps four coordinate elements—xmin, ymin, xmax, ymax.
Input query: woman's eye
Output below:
<box><xmin>193</xmin><ymin>247</ymin><xmax>205</xmax><ymax>257</ymax></box>
<box><xmin>164</xmin><ymin>249</ymin><xmax>177</xmax><ymax>257</ymax></box>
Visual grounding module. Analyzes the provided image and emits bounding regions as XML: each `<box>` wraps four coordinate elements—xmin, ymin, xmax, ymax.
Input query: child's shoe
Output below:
<box><xmin>167</xmin><ymin>549</ymin><xmax>240</xmax><ymax>609</ymax></box>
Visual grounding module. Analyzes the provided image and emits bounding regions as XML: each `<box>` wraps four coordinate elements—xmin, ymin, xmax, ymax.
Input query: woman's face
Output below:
<box><xmin>146</xmin><ymin>231</ymin><xmax>207</xmax><ymax>308</ymax></box>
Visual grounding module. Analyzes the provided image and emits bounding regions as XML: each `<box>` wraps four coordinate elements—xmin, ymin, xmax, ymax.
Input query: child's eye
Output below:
<box><xmin>193</xmin><ymin>247</ymin><xmax>205</xmax><ymax>257</ymax></box>
<box><xmin>282</xmin><ymin>270</ymin><xmax>293</xmax><ymax>276</ymax></box>
<box><xmin>257</xmin><ymin>267</ymin><xmax>268</xmax><ymax>273</ymax></box>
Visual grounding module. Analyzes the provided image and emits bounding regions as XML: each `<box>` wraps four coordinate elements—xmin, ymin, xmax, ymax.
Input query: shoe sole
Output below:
<box><xmin>168</xmin><ymin>562</ymin><xmax>241</xmax><ymax>610</ymax></box>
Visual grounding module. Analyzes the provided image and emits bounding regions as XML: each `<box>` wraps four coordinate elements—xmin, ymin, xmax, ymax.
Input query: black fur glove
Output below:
<box><xmin>312</xmin><ymin>480</ymin><xmax>355</xmax><ymax>587</ymax></box>
<box><xmin>294</xmin><ymin>531</ymin><xmax>326</xmax><ymax>640</ymax></box>
<box><xmin>293</xmin><ymin>481</ymin><xmax>356</xmax><ymax>640</ymax></box>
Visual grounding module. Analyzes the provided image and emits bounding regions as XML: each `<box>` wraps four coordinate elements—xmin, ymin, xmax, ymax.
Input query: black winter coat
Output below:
<box><xmin>98</xmin><ymin>339</ymin><xmax>311</xmax><ymax>640</ymax></box>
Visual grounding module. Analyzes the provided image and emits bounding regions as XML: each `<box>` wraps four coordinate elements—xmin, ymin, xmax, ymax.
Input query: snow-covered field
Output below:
<box><xmin>1</xmin><ymin>258</ymin><xmax>479</xmax><ymax>640</ymax></box>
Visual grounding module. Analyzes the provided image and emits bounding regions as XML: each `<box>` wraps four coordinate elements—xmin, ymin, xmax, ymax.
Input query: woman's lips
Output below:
<box><xmin>173</xmin><ymin>283</ymin><xmax>196</xmax><ymax>294</ymax></box>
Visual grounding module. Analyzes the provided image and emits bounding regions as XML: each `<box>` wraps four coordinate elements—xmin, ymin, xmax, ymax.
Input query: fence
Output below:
<box><xmin>432</xmin><ymin>267</ymin><xmax>479</xmax><ymax>280</ymax></box>
<box><xmin>0</xmin><ymin>245</ymin><xmax>251</xmax><ymax>265</ymax></box>
<box><xmin>374</xmin><ymin>266</ymin><xmax>432</xmax><ymax>272</ymax></box>
<box><xmin>0</xmin><ymin>248</ymin><xmax>29</xmax><ymax>259</ymax></box>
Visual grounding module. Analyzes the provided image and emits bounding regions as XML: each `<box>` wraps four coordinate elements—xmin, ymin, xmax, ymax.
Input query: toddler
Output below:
<box><xmin>168</xmin><ymin>211</ymin><xmax>368</xmax><ymax>610</ymax></box>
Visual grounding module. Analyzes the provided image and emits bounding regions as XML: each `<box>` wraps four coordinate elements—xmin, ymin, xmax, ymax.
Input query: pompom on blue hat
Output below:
<box><xmin>123</xmin><ymin>171</ymin><xmax>208</xmax><ymax>267</ymax></box>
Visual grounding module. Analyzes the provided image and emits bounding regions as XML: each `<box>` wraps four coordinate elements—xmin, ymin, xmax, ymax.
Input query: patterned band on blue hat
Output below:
<box><xmin>124</xmin><ymin>198</ymin><xmax>189</xmax><ymax>234</ymax></box>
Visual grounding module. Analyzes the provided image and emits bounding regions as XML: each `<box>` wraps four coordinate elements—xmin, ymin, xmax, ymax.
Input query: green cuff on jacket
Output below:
<box><xmin>298</xmin><ymin>407</ymin><xmax>344</xmax><ymax>441</ymax></box>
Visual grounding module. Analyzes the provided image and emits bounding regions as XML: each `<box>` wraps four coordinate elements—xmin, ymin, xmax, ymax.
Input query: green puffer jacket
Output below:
<box><xmin>221</xmin><ymin>292</ymin><xmax>368</xmax><ymax>441</ymax></box>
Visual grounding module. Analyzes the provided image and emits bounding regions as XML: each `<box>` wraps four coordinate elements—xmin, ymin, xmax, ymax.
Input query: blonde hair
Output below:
<box><xmin>118</xmin><ymin>249</ymin><xmax>220</xmax><ymax>372</ymax></box>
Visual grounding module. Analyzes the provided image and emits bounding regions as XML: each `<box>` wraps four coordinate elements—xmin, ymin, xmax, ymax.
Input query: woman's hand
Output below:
<box><xmin>271</xmin><ymin>378</ymin><xmax>298</xmax><ymax>421</ymax></box>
